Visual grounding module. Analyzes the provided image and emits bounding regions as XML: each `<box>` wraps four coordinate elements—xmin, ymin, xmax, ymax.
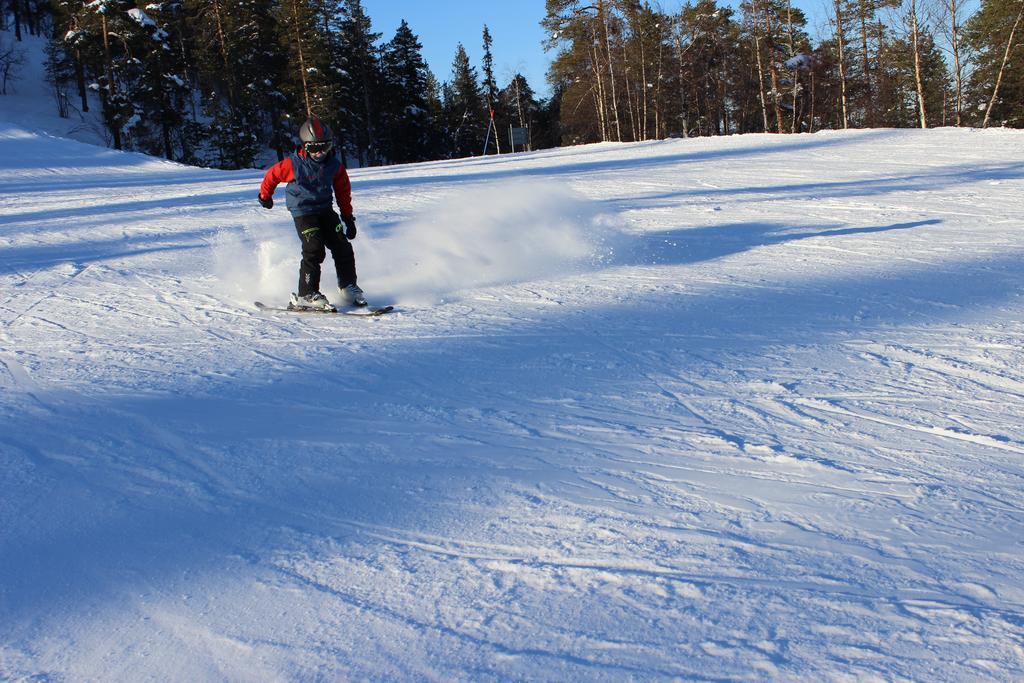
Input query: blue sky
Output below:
<box><xmin>361</xmin><ymin>0</ymin><xmax>554</xmax><ymax>97</ymax></box>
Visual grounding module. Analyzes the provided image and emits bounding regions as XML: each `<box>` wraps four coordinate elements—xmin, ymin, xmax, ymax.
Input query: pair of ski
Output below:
<box><xmin>254</xmin><ymin>301</ymin><xmax>394</xmax><ymax>317</ymax></box>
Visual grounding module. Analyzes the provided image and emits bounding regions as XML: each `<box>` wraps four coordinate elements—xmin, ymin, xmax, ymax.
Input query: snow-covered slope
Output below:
<box><xmin>0</xmin><ymin>30</ymin><xmax>108</xmax><ymax>147</ymax></box>
<box><xmin>2</xmin><ymin>122</ymin><xmax>1023</xmax><ymax>681</ymax></box>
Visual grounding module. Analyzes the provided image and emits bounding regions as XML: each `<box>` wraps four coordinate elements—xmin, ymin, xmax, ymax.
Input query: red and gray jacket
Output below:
<box><xmin>259</xmin><ymin>148</ymin><xmax>353</xmax><ymax>218</ymax></box>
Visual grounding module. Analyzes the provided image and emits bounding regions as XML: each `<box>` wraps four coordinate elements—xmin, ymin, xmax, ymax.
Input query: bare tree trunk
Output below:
<box><xmin>288</xmin><ymin>0</ymin><xmax>313</xmax><ymax>116</ymax></box>
<box><xmin>72</xmin><ymin>16</ymin><xmax>89</xmax><ymax>115</ymax></box>
<box><xmin>100</xmin><ymin>14</ymin><xmax>121</xmax><ymax>149</ymax></box>
<box><xmin>983</xmin><ymin>0</ymin><xmax>1024</xmax><ymax>128</ymax></box>
<box><xmin>361</xmin><ymin>66</ymin><xmax>376</xmax><ymax>164</ymax></box>
<box><xmin>654</xmin><ymin>27</ymin><xmax>665</xmax><ymax>138</ymax></box>
<box><xmin>212</xmin><ymin>2</ymin><xmax>231</xmax><ymax>72</ymax></box>
<box><xmin>786</xmin><ymin>0</ymin><xmax>800</xmax><ymax>132</ymax></box>
<box><xmin>858</xmin><ymin>0</ymin><xmax>874</xmax><ymax>126</ymax></box>
<box><xmin>762</xmin><ymin>0</ymin><xmax>785</xmax><ymax>132</ymax></box>
<box><xmin>75</xmin><ymin>53</ymin><xmax>89</xmax><ymax>112</ymax></box>
<box><xmin>590</xmin><ymin>36</ymin><xmax>609</xmax><ymax>141</ymax></box>
<box><xmin>674</xmin><ymin>23</ymin><xmax>691</xmax><ymax>137</ymax></box>
<box><xmin>513</xmin><ymin>77</ymin><xmax>526</xmax><ymax>129</ymax></box>
<box><xmin>753</xmin><ymin>31</ymin><xmax>770</xmax><ymax>131</ymax></box>
<box><xmin>909</xmin><ymin>0</ymin><xmax>928</xmax><ymax>128</ymax></box>
<box><xmin>598</xmin><ymin>0</ymin><xmax>623</xmax><ymax>141</ymax></box>
<box><xmin>809</xmin><ymin>67</ymin><xmax>817</xmax><ymax>132</ymax></box>
<box><xmin>947</xmin><ymin>0</ymin><xmax>963</xmax><ymax>125</ymax></box>
<box><xmin>622</xmin><ymin>40</ymin><xmax>637</xmax><ymax>140</ymax></box>
<box><xmin>719</xmin><ymin>75</ymin><xmax>730</xmax><ymax>134</ymax></box>
<box><xmin>834</xmin><ymin>0</ymin><xmax>850</xmax><ymax>128</ymax></box>
<box><xmin>284</xmin><ymin>0</ymin><xmax>311</xmax><ymax>116</ymax></box>
<box><xmin>211</xmin><ymin>0</ymin><xmax>237</xmax><ymax>108</ymax></box>
<box><xmin>875</xmin><ymin>18</ymin><xmax>888</xmax><ymax>123</ymax></box>
<box><xmin>162</xmin><ymin>122</ymin><xmax>172</xmax><ymax>160</ymax></box>
<box><xmin>694</xmin><ymin>81</ymin><xmax>706</xmax><ymax>135</ymax></box>
<box><xmin>637</xmin><ymin>20</ymin><xmax>649</xmax><ymax>140</ymax></box>
<box><xmin>12</xmin><ymin>0</ymin><xmax>22</xmax><ymax>41</ymax></box>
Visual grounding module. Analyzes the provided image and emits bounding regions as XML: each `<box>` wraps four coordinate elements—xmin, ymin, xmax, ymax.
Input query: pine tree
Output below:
<box><xmin>853</xmin><ymin>0</ymin><xmax>883</xmax><ymax>126</ymax></box>
<box><xmin>443</xmin><ymin>43</ymin><xmax>486</xmax><ymax>158</ymax></box>
<box><xmin>423</xmin><ymin>71</ymin><xmax>445</xmax><ymax>157</ymax></box>
<box><xmin>275</xmin><ymin>0</ymin><xmax>332</xmax><ymax>124</ymax></box>
<box><xmin>622</xmin><ymin>3</ymin><xmax>673</xmax><ymax>141</ymax></box>
<box><xmin>123</xmin><ymin>2</ymin><xmax>192</xmax><ymax>161</ymax></box>
<box><xmin>46</xmin><ymin>0</ymin><xmax>90</xmax><ymax>113</ymax></box>
<box><xmin>379</xmin><ymin>19</ymin><xmax>438</xmax><ymax>163</ymax></box>
<box><xmin>545</xmin><ymin>0</ymin><xmax>638</xmax><ymax>142</ymax></box>
<box><xmin>780</xmin><ymin>1</ymin><xmax>813</xmax><ymax>131</ymax></box>
<box><xmin>236</xmin><ymin>0</ymin><xmax>291</xmax><ymax>162</ymax></box>
<box><xmin>831</xmin><ymin>0</ymin><xmax>853</xmax><ymax>127</ymax></box>
<box><xmin>44</xmin><ymin>35</ymin><xmax>75</xmax><ymax>113</ymax></box>
<box><xmin>185</xmin><ymin>0</ymin><xmax>257</xmax><ymax>166</ymax></box>
<box><xmin>965</xmin><ymin>0</ymin><xmax>1024</xmax><ymax>127</ymax></box>
<box><xmin>500</xmin><ymin>73</ymin><xmax>538</xmax><ymax>132</ymax></box>
<box><xmin>682</xmin><ymin>1</ymin><xmax>743</xmax><ymax>135</ymax></box>
<box><xmin>906</xmin><ymin>0</ymin><xmax>930</xmax><ymax>127</ymax></box>
<box><xmin>939</xmin><ymin>0</ymin><xmax>969</xmax><ymax>124</ymax></box>
<box><xmin>71</xmin><ymin>0</ymin><xmax>146</xmax><ymax>150</ymax></box>
<box><xmin>481</xmin><ymin>24</ymin><xmax>501</xmax><ymax>153</ymax></box>
<box><xmin>332</xmin><ymin>0</ymin><xmax>382</xmax><ymax>166</ymax></box>
<box><xmin>2</xmin><ymin>0</ymin><xmax>47</xmax><ymax>40</ymax></box>
<box><xmin>543</xmin><ymin>0</ymin><xmax>610</xmax><ymax>143</ymax></box>
<box><xmin>23</xmin><ymin>0</ymin><xmax>1011</xmax><ymax>163</ymax></box>
<box><xmin>875</xmin><ymin>26</ymin><xmax>949</xmax><ymax>127</ymax></box>
<box><xmin>531</xmin><ymin>88</ymin><xmax>562</xmax><ymax>149</ymax></box>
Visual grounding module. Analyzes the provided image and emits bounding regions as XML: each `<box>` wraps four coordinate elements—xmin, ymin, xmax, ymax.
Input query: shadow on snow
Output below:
<box><xmin>3</xmin><ymin>231</ymin><xmax>1024</xmax><ymax>668</ymax></box>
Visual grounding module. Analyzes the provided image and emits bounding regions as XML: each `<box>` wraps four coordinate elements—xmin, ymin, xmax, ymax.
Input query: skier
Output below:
<box><xmin>258</xmin><ymin>117</ymin><xmax>366</xmax><ymax>310</ymax></box>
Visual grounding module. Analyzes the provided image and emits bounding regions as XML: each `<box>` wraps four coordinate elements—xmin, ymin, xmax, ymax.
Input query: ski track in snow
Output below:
<box><xmin>2</xmin><ymin>122</ymin><xmax>1024</xmax><ymax>680</ymax></box>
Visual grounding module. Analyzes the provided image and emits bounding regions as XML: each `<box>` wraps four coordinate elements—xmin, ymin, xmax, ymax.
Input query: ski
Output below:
<box><xmin>254</xmin><ymin>301</ymin><xmax>394</xmax><ymax>317</ymax></box>
<box><xmin>342</xmin><ymin>305</ymin><xmax>394</xmax><ymax>317</ymax></box>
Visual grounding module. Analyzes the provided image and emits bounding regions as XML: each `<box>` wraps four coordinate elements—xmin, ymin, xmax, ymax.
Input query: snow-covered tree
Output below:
<box><xmin>122</xmin><ymin>3</ymin><xmax>192</xmax><ymax>161</ymax></box>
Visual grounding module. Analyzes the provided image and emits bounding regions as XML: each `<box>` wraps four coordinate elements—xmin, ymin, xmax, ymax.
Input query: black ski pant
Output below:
<box><xmin>293</xmin><ymin>211</ymin><xmax>357</xmax><ymax>297</ymax></box>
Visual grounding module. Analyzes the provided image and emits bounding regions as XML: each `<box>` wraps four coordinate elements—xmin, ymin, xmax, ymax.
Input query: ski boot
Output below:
<box><xmin>289</xmin><ymin>291</ymin><xmax>334</xmax><ymax>311</ymax></box>
<box><xmin>339</xmin><ymin>283</ymin><xmax>368</xmax><ymax>307</ymax></box>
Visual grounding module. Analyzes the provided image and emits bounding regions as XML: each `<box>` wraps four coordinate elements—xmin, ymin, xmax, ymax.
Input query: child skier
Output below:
<box><xmin>258</xmin><ymin>117</ymin><xmax>366</xmax><ymax>310</ymax></box>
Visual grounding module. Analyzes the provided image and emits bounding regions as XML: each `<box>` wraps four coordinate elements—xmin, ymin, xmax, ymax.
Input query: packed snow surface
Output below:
<box><xmin>2</xmin><ymin>123</ymin><xmax>1024</xmax><ymax>681</ymax></box>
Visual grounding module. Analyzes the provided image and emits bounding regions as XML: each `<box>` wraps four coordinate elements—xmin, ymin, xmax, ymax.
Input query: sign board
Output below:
<box><xmin>509</xmin><ymin>127</ymin><xmax>529</xmax><ymax>149</ymax></box>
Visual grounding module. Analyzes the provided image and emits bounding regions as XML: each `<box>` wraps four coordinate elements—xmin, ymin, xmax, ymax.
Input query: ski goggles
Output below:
<box><xmin>304</xmin><ymin>140</ymin><xmax>333</xmax><ymax>154</ymax></box>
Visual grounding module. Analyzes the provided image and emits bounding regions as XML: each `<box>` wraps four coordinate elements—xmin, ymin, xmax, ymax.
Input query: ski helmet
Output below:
<box><xmin>298</xmin><ymin>117</ymin><xmax>333</xmax><ymax>155</ymax></box>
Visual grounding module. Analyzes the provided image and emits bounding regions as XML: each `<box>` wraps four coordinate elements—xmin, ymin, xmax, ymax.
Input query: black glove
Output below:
<box><xmin>258</xmin><ymin>194</ymin><xmax>273</xmax><ymax>209</ymax></box>
<box><xmin>341</xmin><ymin>214</ymin><xmax>357</xmax><ymax>240</ymax></box>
